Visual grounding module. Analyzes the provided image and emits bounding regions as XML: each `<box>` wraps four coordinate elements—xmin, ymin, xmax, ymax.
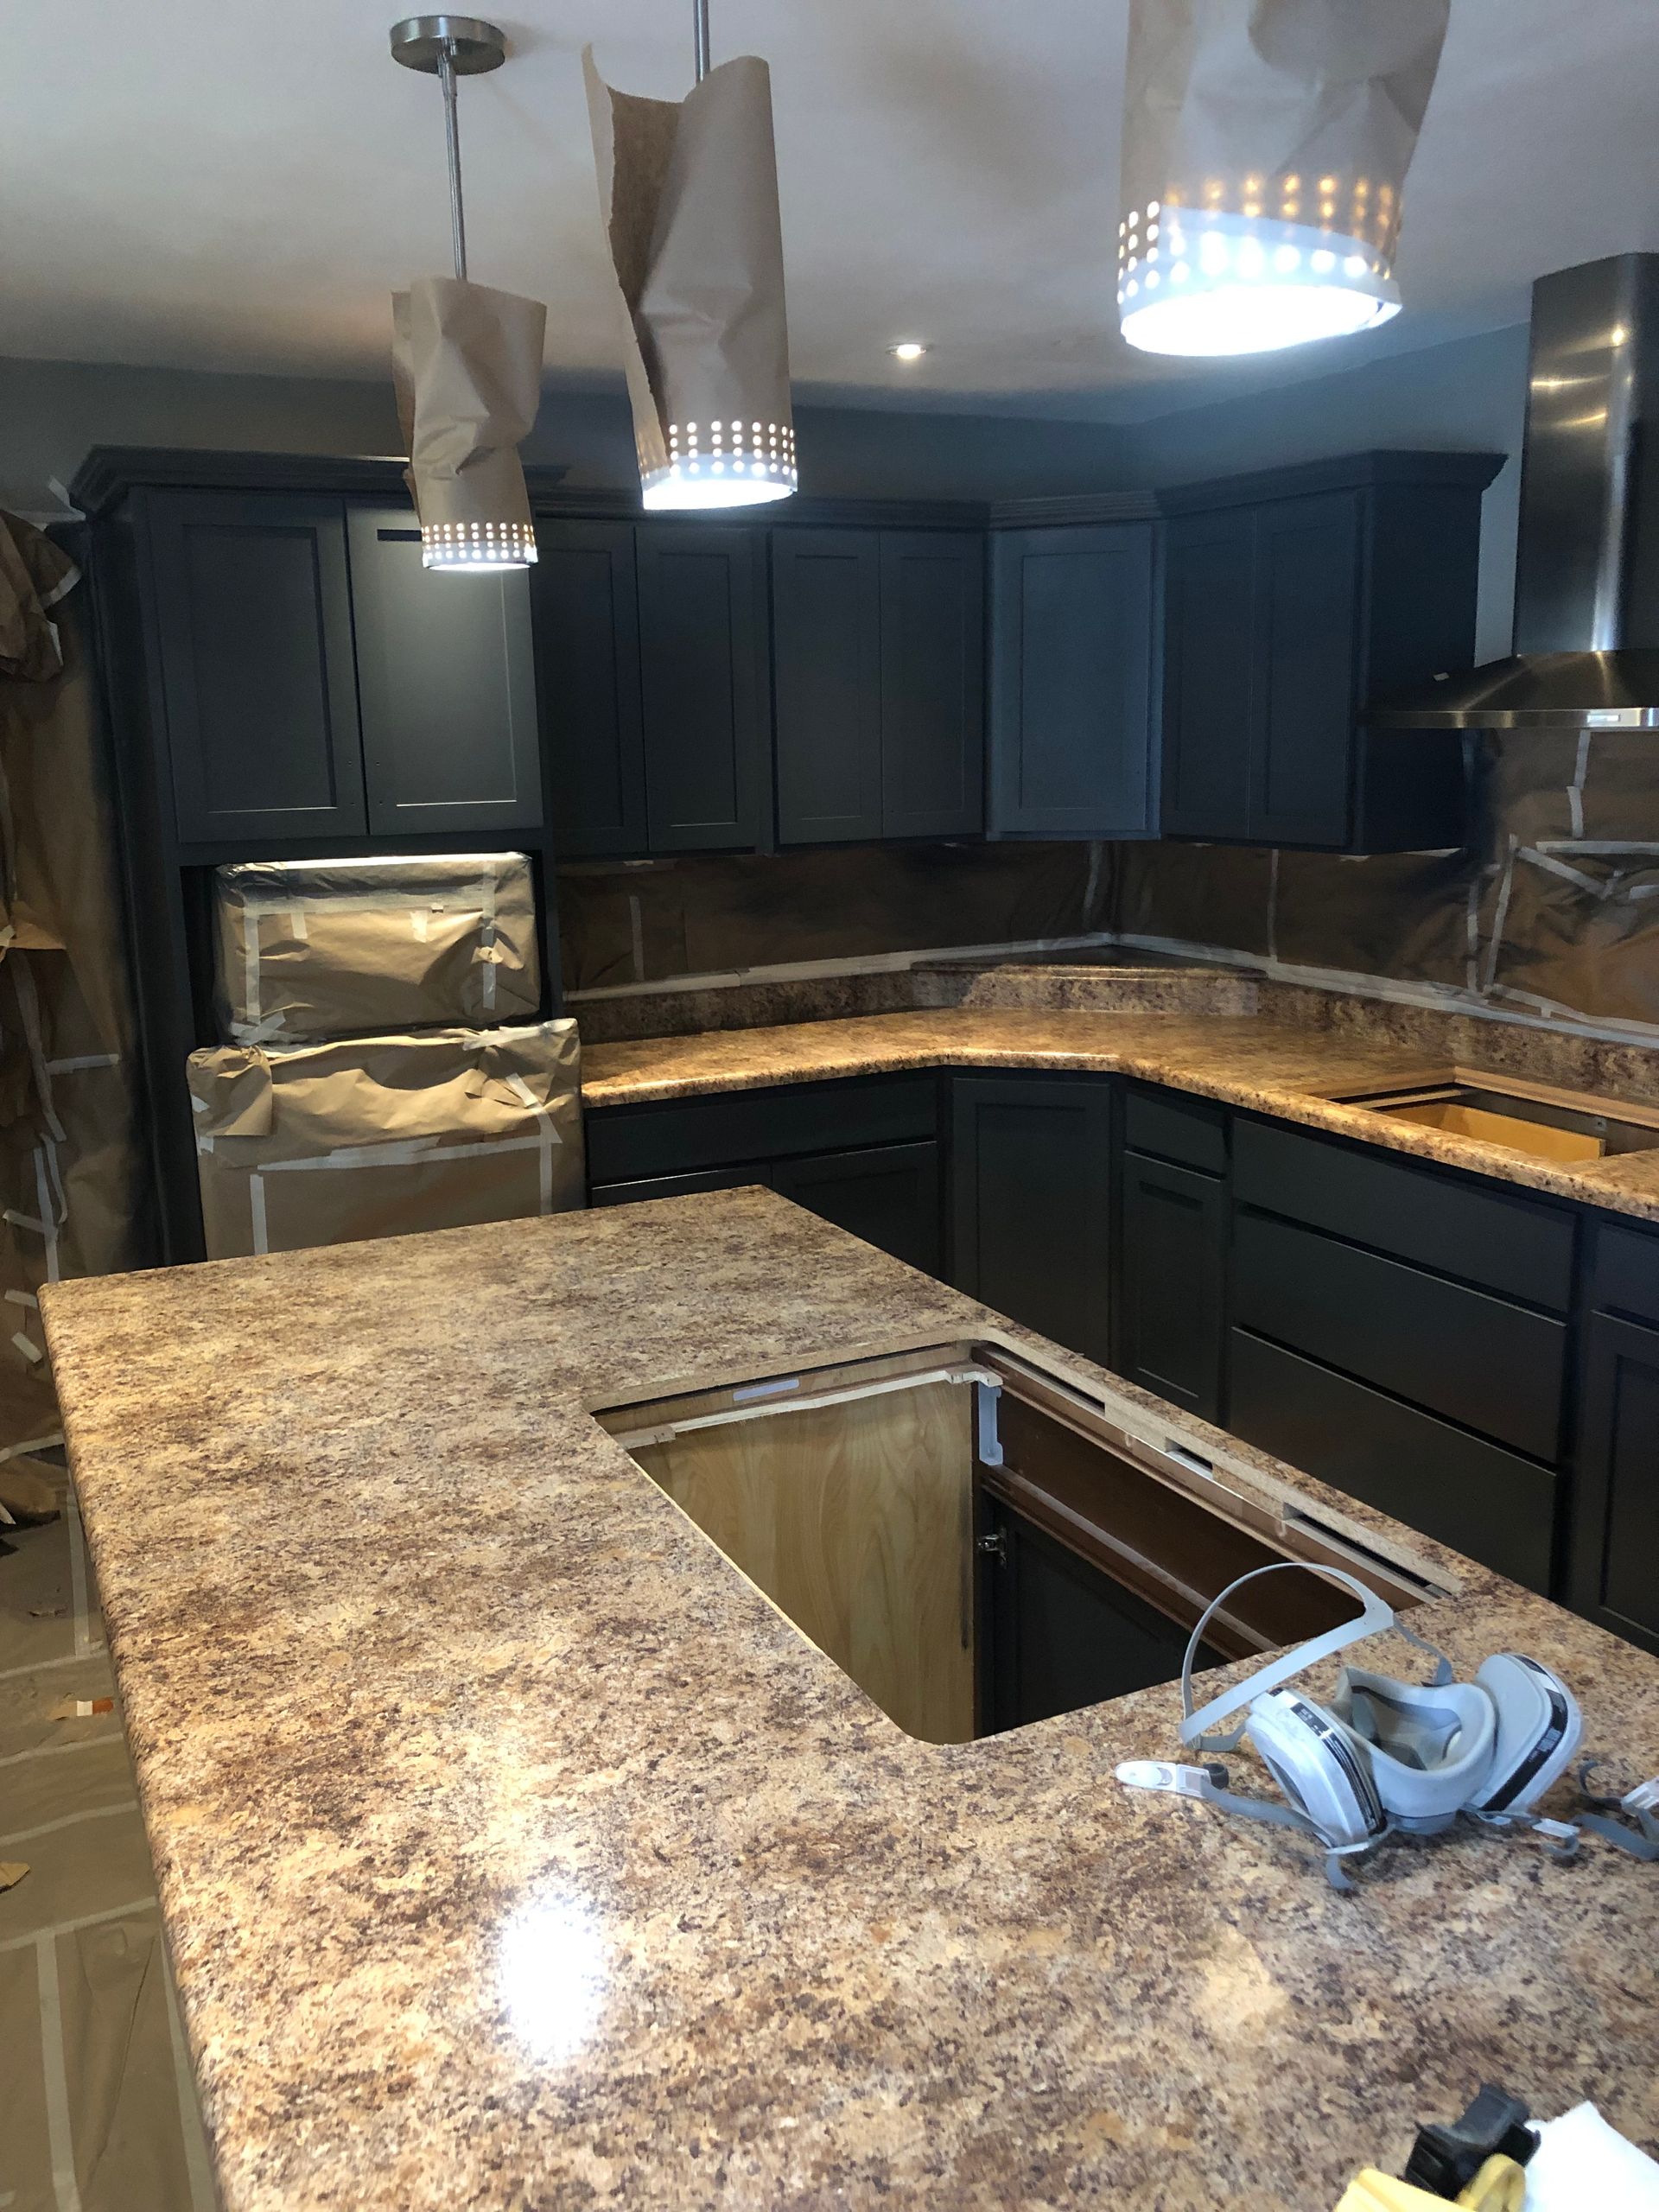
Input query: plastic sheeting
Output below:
<box><xmin>558</xmin><ymin>842</ymin><xmax>1110</xmax><ymax>995</ymax></box>
<box><xmin>188</xmin><ymin>1019</ymin><xmax>585</xmax><ymax>1260</ymax></box>
<box><xmin>1112</xmin><ymin>729</ymin><xmax>1659</xmax><ymax>1041</ymax></box>
<box><xmin>213</xmin><ymin>851</ymin><xmax>542</xmax><ymax>1044</ymax></box>
<box><xmin>0</xmin><ymin>515</ymin><xmax>143</xmax><ymax>1524</ymax></box>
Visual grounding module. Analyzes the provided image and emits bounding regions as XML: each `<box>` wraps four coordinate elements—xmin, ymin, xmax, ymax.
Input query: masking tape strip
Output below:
<box><xmin>0</xmin><ymin>1431</ymin><xmax>64</xmax><ymax>1464</ymax></box>
<box><xmin>36</xmin><ymin>1930</ymin><xmax>85</xmax><ymax>2212</ymax></box>
<box><xmin>11</xmin><ymin>1332</ymin><xmax>43</xmax><ymax>1363</ymax></box>
<box><xmin>43</xmin><ymin>1054</ymin><xmax>119</xmax><ymax>1076</ymax></box>
<box><xmin>4</xmin><ymin>1289</ymin><xmax>39</xmax><ymax>1309</ymax></box>
<box><xmin>245</xmin><ymin>914</ymin><xmax>262</xmax><ymax>1029</ymax></box>
<box><xmin>480</xmin><ymin>870</ymin><xmax>499</xmax><ymax>1011</ymax></box>
<box><xmin>242</xmin><ymin>1126</ymin><xmax>563</xmax><ymax>1253</ymax></box>
<box><xmin>0</xmin><ymin>1897</ymin><xmax>158</xmax><ymax>1959</ymax></box>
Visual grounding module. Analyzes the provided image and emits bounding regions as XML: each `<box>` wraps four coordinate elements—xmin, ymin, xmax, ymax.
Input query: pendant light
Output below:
<box><xmin>585</xmin><ymin>0</ymin><xmax>798</xmax><ymax>512</ymax></box>
<box><xmin>1117</xmin><ymin>0</ymin><xmax>1450</xmax><ymax>359</ymax></box>
<box><xmin>390</xmin><ymin>15</ymin><xmax>545</xmax><ymax>569</ymax></box>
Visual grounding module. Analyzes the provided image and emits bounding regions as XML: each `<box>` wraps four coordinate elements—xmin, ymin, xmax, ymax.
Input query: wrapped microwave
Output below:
<box><xmin>212</xmin><ymin>853</ymin><xmax>541</xmax><ymax>1044</ymax></box>
<box><xmin>188</xmin><ymin>1020</ymin><xmax>584</xmax><ymax>1261</ymax></box>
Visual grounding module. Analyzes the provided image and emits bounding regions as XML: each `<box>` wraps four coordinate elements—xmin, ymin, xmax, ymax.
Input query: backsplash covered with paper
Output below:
<box><xmin>556</xmin><ymin>733</ymin><xmax>1659</xmax><ymax>1041</ymax></box>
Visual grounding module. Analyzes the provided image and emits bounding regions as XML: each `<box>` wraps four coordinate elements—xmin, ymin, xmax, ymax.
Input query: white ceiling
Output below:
<box><xmin>3</xmin><ymin>0</ymin><xmax>1657</xmax><ymax>419</ymax></box>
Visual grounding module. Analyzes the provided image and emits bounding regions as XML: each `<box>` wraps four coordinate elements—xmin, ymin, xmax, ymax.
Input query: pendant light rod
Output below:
<box><xmin>390</xmin><ymin>16</ymin><xmax>508</xmax><ymax>281</ymax></box>
<box><xmin>436</xmin><ymin>41</ymin><xmax>467</xmax><ymax>279</ymax></box>
<box><xmin>692</xmin><ymin>0</ymin><xmax>710</xmax><ymax>81</ymax></box>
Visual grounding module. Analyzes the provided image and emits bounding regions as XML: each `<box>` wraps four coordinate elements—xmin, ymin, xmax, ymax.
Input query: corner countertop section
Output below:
<box><xmin>41</xmin><ymin>1191</ymin><xmax>1659</xmax><ymax>2212</ymax></box>
<box><xmin>582</xmin><ymin>1008</ymin><xmax>1659</xmax><ymax>1225</ymax></box>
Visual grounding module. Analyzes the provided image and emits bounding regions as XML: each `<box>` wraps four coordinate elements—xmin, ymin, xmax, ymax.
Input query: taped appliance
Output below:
<box><xmin>188</xmin><ymin>1019</ymin><xmax>583</xmax><ymax>1260</ymax></box>
<box><xmin>212</xmin><ymin>851</ymin><xmax>541</xmax><ymax>1044</ymax></box>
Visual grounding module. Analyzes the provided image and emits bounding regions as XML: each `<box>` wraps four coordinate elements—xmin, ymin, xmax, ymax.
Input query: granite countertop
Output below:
<box><xmin>582</xmin><ymin>1008</ymin><xmax>1659</xmax><ymax>1225</ymax></box>
<box><xmin>41</xmin><ymin>1190</ymin><xmax>1659</xmax><ymax>2212</ymax></box>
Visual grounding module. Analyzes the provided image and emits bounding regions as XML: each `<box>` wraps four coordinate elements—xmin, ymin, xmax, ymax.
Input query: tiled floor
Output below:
<box><xmin>0</xmin><ymin>1470</ymin><xmax>213</xmax><ymax>2212</ymax></box>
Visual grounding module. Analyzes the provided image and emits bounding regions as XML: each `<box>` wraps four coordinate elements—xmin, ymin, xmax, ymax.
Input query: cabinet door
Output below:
<box><xmin>1249</xmin><ymin>491</ymin><xmax>1362</xmax><ymax>847</ymax></box>
<box><xmin>980</xmin><ymin>1497</ymin><xmax>1200</xmax><ymax>1732</ymax></box>
<box><xmin>771</xmin><ymin>1141</ymin><xmax>942</xmax><ymax>1276</ymax></box>
<box><xmin>950</xmin><ymin>1076</ymin><xmax>1111</xmax><ymax>1363</ymax></box>
<box><xmin>348</xmin><ymin>510</ymin><xmax>542</xmax><ymax>836</ymax></box>
<box><xmin>879</xmin><ymin>532</ymin><xmax>985</xmax><ymax>837</ymax></box>
<box><xmin>772</xmin><ymin>530</ymin><xmax>883</xmax><ymax>844</ymax></box>
<box><xmin>1568</xmin><ymin>1312</ymin><xmax>1659</xmax><ymax>1654</ymax></box>
<box><xmin>637</xmin><ymin>523</ymin><xmax>768</xmax><ymax>851</ymax></box>
<box><xmin>535</xmin><ymin>520</ymin><xmax>646</xmax><ymax>858</ymax></box>
<box><xmin>989</xmin><ymin>524</ymin><xmax>1156</xmax><ymax>837</ymax></box>
<box><xmin>1117</xmin><ymin>1152</ymin><xmax>1225</xmax><ymax>1420</ymax></box>
<box><xmin>149</xmin><ymin>492</ymin><xmax>366</xmax><ymax>842</ymax></box>
<box><xmin>1160</xmin><ymin>509</ymin><xmax>1255</xmax><ymax>839</ymax></box>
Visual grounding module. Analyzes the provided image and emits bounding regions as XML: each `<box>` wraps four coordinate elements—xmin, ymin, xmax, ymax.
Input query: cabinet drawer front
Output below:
<box><xmin>1123</xmin><ymin>1086</ymin><xmax>1227</xmax><ymax>1175</ymax></box>
<box><xmin>1229</xmin><ymin>1331</ymin><xmax>1557</xmax><ymax>1593</ymax></box>
<box><xmin>1592</xmin><ymin>1222</ymin><xmax>1659</xmax><ymax>1327</ymax></box>
<box><xmin>1234</xmin><ymin>1118</ymin><xmax>1575</xmax><ymax>1310</ymax></box>
<box><xmin>1232</xmin><ymin>1211</ymin><xmax>1567</xmax><ymax>1460</ymax></box>
<box><xmin>587</xmin><ymin>1077</ymin><xmax>938</xmax><ymax>1183</ymax></box>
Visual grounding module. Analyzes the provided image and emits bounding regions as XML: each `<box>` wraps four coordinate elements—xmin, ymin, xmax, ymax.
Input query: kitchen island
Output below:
<box><xmin>41</xmin><ymin>1189</ymin><xmax>1659</xmax><ymax>2212</ymax></box>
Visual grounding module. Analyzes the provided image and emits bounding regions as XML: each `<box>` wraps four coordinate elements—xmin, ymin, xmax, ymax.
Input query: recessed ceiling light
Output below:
<box><xmin>889</xmin><ymin>341</ymin><xmax>928</xmax><ymax>363</ymax></box>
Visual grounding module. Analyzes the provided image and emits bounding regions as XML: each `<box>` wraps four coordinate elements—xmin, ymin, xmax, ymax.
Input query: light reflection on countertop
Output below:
<box><xmin>496</xmin><ymin>1888</ymin><xmax>610</xmax><ymax>2065</ymax></box>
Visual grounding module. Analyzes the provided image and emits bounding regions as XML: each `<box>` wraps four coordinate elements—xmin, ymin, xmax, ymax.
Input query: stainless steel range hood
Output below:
<box><xmin>1371</xmin><ymin>255</ymin><xmax>1659</xmax><ymax>730</ymax></box>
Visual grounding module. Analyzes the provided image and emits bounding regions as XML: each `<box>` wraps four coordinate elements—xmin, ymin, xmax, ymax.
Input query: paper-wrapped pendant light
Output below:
<box><xmin>390</xmin><ymin>16</ymin><xmax>545</xmax><ymax>569</ymax></box>
<box><xmin>584</xmin><ymin>1</ymin><xmax>797</xmax><ymax>512</ymax></box>
<box><xmin>1117</xmin><ymin>0</ymin><xmax>1450</xmax><ymax>358</ymax></box>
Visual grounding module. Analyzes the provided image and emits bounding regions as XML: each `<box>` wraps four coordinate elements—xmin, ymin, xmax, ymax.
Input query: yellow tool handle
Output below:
<box><xmin>1335</xmin><ymin>2154</ymin><xmax>1524</xmax><ymax>2212</ymax></box>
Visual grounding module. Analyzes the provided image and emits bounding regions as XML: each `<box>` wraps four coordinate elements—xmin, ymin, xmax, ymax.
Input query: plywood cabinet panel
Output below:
<box><xmin>632</xmin><ymin>1378</ymin><xmax>975</xmax><ymax>1744</ymax></box>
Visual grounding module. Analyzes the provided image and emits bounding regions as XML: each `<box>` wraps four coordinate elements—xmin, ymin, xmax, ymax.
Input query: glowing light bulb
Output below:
<box><xmin>889</xmin><ymin>340</ymin><xmax>928</xmax><ymax>363</ymax></box>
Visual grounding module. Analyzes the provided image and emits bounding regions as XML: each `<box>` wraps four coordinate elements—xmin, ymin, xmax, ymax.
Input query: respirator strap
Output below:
<box><xmin>1119</xmin><ymin>1758</ymin><xmax>1380</xmax><ymax>1892</ymax></box>
<box><xmin>1179</xmin><ymin>1562</ymin><xmax>1405</xmax><ymax>1755</ymax></box>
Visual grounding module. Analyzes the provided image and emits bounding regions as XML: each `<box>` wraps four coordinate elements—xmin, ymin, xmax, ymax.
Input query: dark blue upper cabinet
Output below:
<box><xmin>349</xmin><ymin>510</ymin><xmax>543</xmax><ymax>837</ymax></box>
<box><xmin>149</xmin><ymin>492</ymin><xmax>369</xmax><ymax>845</ymax></box>
<box><xmin>772</xmin><ymin>529</ymin><xmax>884</xmax><ymax>843</ymax></box>
<box><xmin>1162</xmin><ymin>509</ymin><xmax>1256</xmax><ymax>839</ymax></box>
<box><xmin>1158</xmin><ymin>452</ymin><xmax>1503</xmax><ymax>852</ymax></box>
<box><xmin>879</xmin><ymin>531</ymin><xmax>986</xmax><ymax>838</ymax></box>
<box><xmin>636</xmin><ymin>522</ymin><xmax>770</xmax><ymax>853</ymax></box>
<box><xmin>772</xmin><ymin>525</ymin><xmax>985</xmax><ymax>846</ymax></box>
<box><xmin>990</xmin><ymin>523</ymin><xmax>1158</xmax><ymax>839</ymax></box>
<box><xmin>536</xmin><ymin>519</ymin><xmax>648</xmax><ymax>858</ymax></box>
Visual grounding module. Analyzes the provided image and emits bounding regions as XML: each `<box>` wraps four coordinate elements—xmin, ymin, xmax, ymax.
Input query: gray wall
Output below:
<box><xmin>5</xmin><ymin>327</ymin><xmax>1528</xmax><ymax>656</ymax></box>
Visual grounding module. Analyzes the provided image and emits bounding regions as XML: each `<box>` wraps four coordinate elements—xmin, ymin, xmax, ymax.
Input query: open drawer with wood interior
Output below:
<box><xmin>594</xmin><ymin>1342</ymin><xmax>1442</xmax><ymax>1745</ymax></box>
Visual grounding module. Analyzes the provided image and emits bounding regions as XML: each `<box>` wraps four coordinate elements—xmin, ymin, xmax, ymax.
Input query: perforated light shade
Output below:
<box><xmin>585</xmin><ymin>48</ymin><xmax>798</xmax><ymax>512</ymax></box>
<box><xmin>391</xmin><ymin>277</ymin><xmax>544</xmax><ymax>569</ymax></box>
<box><xmin>1117</xmin><ymin>0</ymin><xmax>1449</xmax><ymax>358</ymax></box>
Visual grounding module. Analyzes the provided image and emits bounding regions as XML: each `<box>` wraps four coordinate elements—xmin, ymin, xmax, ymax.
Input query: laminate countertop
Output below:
<box><xmin>41</xmin><ymin>1190</ymin><xmax>1659</xmax><ymax>2212</ymax></box>
<box><xmin>583</xmin><ymin>1008</ymin><xmax>1659</xmax><ymax>1226</ymax></box>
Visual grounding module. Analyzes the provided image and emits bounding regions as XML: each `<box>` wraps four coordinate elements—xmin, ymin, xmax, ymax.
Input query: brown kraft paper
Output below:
<box><xmin>391</xmin><ymin>276</ymin><xmax>545</xmax><ymax>557</ymax></box>
<box><xmin>212</xmin><ymin>852</ymin><xmax>541</xmax><ymax>1044</ymax></box>
<box><xmin>188</xmin><ymin>1021</ymin><xmax>584</xmax><ymax>1261</ymax></box>
<box><xmin>584</xmin><ymin>47</ymin><xmax>796</xmax><ymax>499</ymax></box>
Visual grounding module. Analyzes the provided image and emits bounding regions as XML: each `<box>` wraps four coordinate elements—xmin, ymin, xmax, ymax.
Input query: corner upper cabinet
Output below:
<box><xmin>772</xmin><ymin>529</ymin><xmax>884</xmax><ymax>843</ymax></box>
<box><xmin>535</xmin><ymin>518</ymin><xmax>648</xmax><ymax>857</ymax></box>
<box><xmin>347</xmin><ymin>509</ymin><xmax>542</xmax><ymax>836</ymax></box>
<box><xmin>148</xmin><ymin>492</ymin><xmax>368</xmax><ymax>843</ymax></box>
<box><xmin>772</xmin><ymin>526</ymin><xmax>986</xmax><ymax>845</ymax></box>
<box><xmin>879</xmin><ymin>531</ymin><xmax>985</xmax><ymax>838</ymax></box>
<box><xmin>988</xmin><ymin>523</ymin><xmax>1158</xmax><ymax>838</ymax></box>
<box><xmin>1159</xmin><ymin>452</ymin><xmax>1504</xmax><ymax>851</ymax></box>
<box><xmin>635</xmin><ymin>521</ymin><xmax>770</xmax><ymax>852</ymax></box>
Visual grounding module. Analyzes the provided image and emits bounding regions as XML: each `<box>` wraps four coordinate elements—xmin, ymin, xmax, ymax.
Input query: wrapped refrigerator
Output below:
<box><xmin>212</xmin><ymin>851</ymin><xmax>541</xmax><ymax>1044</ymax></box>
<box><xmin>188</xmin><ymin>1020</ymin><xmax>583</xmax><ymax>1260</ymax></box>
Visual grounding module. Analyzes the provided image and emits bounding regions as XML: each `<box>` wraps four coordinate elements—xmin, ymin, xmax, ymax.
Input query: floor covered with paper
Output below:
<box><xmin>0</xmin><ymin>1471</ymin><xmax>213</xmax><ymax>2212</ymax></box>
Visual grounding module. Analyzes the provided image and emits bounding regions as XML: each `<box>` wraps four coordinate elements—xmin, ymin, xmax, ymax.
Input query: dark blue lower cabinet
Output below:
<box><xmin>950</xmin><ymin>1075</ymin><xmax>1112</xmax><ymax>1363</ymax></box>
<box><xmin>770</xmin><ymin>1142</ymin><xmax>942</xmax><ymax>1276</ymax></box>
<box><xmin>1116</xmin><ymin>1149</ymin><xmax>1226</xmax><ymax>1420</ymax></box>
<box><xmin>1568</xmin><ymin>1308</ymin><xmax>1659</xmax><ymax>1655</ymax></box>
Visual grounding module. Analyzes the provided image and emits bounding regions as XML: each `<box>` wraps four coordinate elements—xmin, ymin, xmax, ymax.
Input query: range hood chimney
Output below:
<box><xmin>1372</xmin><ymin>253</ymin><xmax>1659</xmax><ymax>729</ymax></box>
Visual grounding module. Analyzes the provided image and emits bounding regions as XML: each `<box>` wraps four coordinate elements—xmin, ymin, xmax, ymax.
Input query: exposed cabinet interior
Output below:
<box><xmin>595</xmin><ymin>1340</ymin><xmax>1436</xmax><ymax>1747</ymax></box>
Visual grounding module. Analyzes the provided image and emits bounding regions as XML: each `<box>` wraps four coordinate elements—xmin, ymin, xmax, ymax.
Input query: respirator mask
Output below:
<box><xmin>1117</xmin><ymin>1564</ymin><xmax>1585</xmax><ymax>1889</ymax></box>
